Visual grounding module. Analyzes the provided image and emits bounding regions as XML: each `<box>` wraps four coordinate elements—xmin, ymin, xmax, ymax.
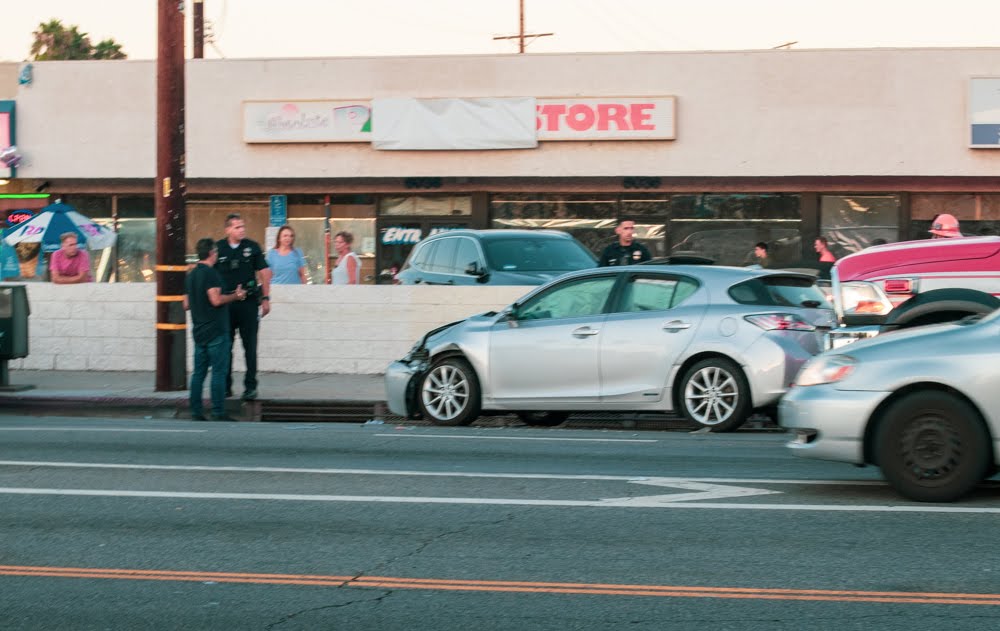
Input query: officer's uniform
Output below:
<box><xmin>215</xmin><ymin>238</ymin><xmax>268</xmax><ymax>398</ymax></box>
<box><xmin>599</xmin><ymin>241</ymin><xmax>652</xmax><ymax>267</ymax></box>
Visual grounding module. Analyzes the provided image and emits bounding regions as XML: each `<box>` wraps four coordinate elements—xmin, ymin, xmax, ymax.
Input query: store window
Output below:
<box><xmin>380</xmin><ymin>195</ymin><xmax>471</xmax><ymax>216</ymax></box>
<box><xmin>490</xmin><ymin>193</ymin><xmax>667</xmax><ymax>259</ymax></box>
<box><xmin>910</xmin><ymin>194</ymin><xmax>1000</xmax><ymax>239</ymax></box>
<box><xmin>820</xmin><ymin>195</ymin><xmax>899</xmax><ymax>254</ymax></box>
<box><xmin>669</xmin><ymin>194</ymin><xmax>801</xmax><ymax>267</ymax></box>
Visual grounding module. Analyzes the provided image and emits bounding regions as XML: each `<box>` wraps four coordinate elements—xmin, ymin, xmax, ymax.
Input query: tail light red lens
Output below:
<box><xmin>744</xmin><ymin>314</ymin><xmax>816</xmax><ymax>331</ymax></box>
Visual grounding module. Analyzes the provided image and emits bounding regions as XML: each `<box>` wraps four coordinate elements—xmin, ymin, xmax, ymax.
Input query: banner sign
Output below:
<box><xmin>244</xmin><ymin>97</ymin><xmax>675</xmax><ymax>144</ymax></box>
<box><xmin>372</xmin><ymin>97</ymin><xmax>537</xmax><ymax>150</ymax></box>
<box><xmin>970</xmin><ymin>78</ymin><xmax>1000</xmax><ymax>148</ymax></box>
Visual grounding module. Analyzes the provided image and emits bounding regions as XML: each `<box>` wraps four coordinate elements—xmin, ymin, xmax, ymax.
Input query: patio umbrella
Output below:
<box><xmin>3</xmin><ymin>201</ymin><xmax>117</xmax><ymax>253</ymax></box>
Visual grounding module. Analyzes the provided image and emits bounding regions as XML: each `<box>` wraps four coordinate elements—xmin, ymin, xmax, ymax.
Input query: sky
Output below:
<box><xmin>2</xmin><ymin>0</ymin><xmax>1000</xmax><ymax>62</ymax></box>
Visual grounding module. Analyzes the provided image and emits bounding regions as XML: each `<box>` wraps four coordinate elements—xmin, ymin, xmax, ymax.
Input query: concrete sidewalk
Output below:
<box><xmin>0</xmin><ymin>370</ymin><xmax>387</xmax><ymax>422</ymax></box>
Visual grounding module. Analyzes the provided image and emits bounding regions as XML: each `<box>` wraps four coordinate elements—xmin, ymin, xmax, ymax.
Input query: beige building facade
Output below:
<box><xmin>4</xmin><ymin>48</ymin><xmax>1000</xmax><ymax>282</ymax></box>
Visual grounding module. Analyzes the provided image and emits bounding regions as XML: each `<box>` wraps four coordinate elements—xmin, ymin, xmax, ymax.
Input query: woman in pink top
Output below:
<box><xmin>50</xmin><ymin>232</ymin><xmax>92</xmax><ymax>284</ymax></box>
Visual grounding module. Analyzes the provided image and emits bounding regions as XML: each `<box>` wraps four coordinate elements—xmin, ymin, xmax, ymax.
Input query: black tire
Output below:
<box><xmin>677</xmin><ymin>357</ymin><xmax>751</xmax><ymax>432</ymax></box>
<box><xmin>418</xmin><ymin>357</ymin><xmax>481</xmax><ymax>426</ymax></box>
<box><xmin>516</xmin><ymin>411</ymin><xmax>570</xmax><ymax>427</ymax></box>
<box><xmin>876</xmin><ymin>391</ymin><xmax>991</xmax><ymax>503</ymax></box>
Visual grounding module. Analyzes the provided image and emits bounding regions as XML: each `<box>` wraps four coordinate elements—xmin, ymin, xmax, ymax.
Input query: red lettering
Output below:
<box><xmin>536</xmin><ymin>104</ymin><xmax>565</xmax><ymax>131</ymax></box>
<box><xmin>630</xmin><ymin>103</ymin><xmax>655</xmax><ymax>131</ymax></box>
<box><xmin>597</xmin><ymin>104</ymin><xmax>629</xmax><ymax>131</ymax></box>
<box><xmin>567</xmin><ymin>104</ymin><xmax>596</xmax><ymax>131</ymax></box>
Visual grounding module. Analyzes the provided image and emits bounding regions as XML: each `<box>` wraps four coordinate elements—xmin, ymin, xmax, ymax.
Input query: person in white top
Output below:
<box><xmin>332</xmin><ymin>230</ymin><xmax>362</xmax><ymax>285</ymax></box>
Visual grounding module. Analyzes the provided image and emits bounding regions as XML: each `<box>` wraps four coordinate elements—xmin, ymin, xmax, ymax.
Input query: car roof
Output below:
<box><xmin>559</xmin><ymin>264</ymin><xmax>818</xmax><ymax>284</ymax></box>
<box><xmin>422</xmin><ymin>229</ymin><xmax>574</xmax><ymax>242</ymax></box>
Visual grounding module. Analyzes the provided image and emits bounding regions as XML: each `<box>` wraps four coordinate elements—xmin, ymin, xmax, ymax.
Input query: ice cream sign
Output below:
<box><xmin>243</xmin><ymin>97</ymin><xmax>675</xmax><ymax>143</ymax></box>
<box><xmin>243</xmin><ymin>101</ymin><xmax>372</xmax><ymax>143</ymax></box>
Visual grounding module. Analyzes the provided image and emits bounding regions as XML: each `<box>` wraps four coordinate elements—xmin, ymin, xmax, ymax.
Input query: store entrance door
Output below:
<box><xmin>377</xmin><ymin>220</ymin><xmax>470</xmax><ymax>284</ymax></box>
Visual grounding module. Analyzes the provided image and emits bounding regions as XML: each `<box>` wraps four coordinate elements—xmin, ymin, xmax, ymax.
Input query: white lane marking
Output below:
<box><xmin>0</xmin><ymin>487</ymin><xmax>999</xmax><ymax>514</ymax></box>
<box><xmin>0</xmin><ymin>460</ymin><xmax>882</xmax><ymax>486</ymax></box>
<box><xmin>374</xmin><ymin>433</ymin><xmax>657</xmax><ymax>443</ymax></box>
<box><xmin>609</xmin><ymin>479</ymin><xmax>779</xmax><ymax>503</ymax></box>
<box><xmin>0</xmin><ymin>460</ymin><xmax>880</xmax><ymax>485</ymax></box>
<box><xmin>0</xmin><ymin>428</ymin><xmax>206</xmax><ymax>433</ymax></box>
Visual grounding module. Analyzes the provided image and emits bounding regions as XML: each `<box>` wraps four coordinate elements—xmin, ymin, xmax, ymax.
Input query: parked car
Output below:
<box><xmin>386</xmin><ymin>265</ymin><xmax>836</xmax><ymax>431</ymax></box>
<box><xmin>396</xmin><ymin>229</ymin><xmax>597</xmax><ymax>286</ymax></box>
<box><xmin>780</xmin><ymin>309</ymin><xmax>1000</xmax><ymax>502</ymax></box>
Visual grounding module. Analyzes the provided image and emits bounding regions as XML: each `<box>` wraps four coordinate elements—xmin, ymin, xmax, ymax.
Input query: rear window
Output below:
<box><xmin>483</xmin><ymin>237</ymin><xmax>596</xmax><ymax>272</ymax></box>
<box><xmin>729</xmin><ymin>276</ymin><xmax>829</xmax><ymax>308</ymax></box>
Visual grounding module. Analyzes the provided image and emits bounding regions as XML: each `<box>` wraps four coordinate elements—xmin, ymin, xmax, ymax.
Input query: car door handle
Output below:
<box><xmin>572</xmin><ymin>327</ymin><xmax>600</xmax><ymax>338</ymax></box>
<box><xmin>662</xmin><ymin>320</ymin><xmax>691</xmax><ymax>331</ymax></box>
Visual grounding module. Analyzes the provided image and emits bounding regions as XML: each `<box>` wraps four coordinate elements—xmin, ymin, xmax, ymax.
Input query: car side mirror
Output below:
<box><xmin>465</xmin><ymin>261</ymin><xmax>489</xmax><ymax>282</ymax></box>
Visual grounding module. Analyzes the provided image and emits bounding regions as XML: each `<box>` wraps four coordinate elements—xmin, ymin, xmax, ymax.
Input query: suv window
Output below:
<box><xmin>428</xmin><ymin>237</ymin><xmax>459</xmax><ymax>273</ymax></box>
<box><xmin>518</xmin><ymin>276</ymin><xmax>617</xmax><ymax>321</ymax></box>
<box><xmin>453</xmin><ymin>237</ymin><xmax>481</xmax><ymax>274</ymax></box>
<box><xmin>729</xmin><ymin>276</ymin><xmax>829</xmax><ymax>308</ymax></box>
<box><xmin>484</xmin><ymin>237</ymin><xmax>596</xmax><ymax>272</ymax></box>
<box><xmin>411</xmin><ymin>241</ymin><xmax>435</xmax><ymax>269</ymax></box>
<box><xmin>617</xmin><ymin>275</ymin><xmax>699</xmax><ymax>312</ymax></box>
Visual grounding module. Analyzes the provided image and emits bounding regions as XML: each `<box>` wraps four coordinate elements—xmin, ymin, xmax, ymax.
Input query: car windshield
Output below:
<box><xmin>483</xmin><ymin>237</ymin><xmax>596</xmax><ymax>272</ymax></box>
<box><xmin>728</xmin><ymin>276</ymin><xmax>830</xmax><ymax>308</ymax></box>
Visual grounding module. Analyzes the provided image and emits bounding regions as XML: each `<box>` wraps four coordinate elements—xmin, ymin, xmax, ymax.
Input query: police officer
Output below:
<box><xmin>599</xmin><ymin>219</ymin><xmax>652</xmax><ymax>266</ymax></box>
<box><xmin>215</xmin><ymin>213</ymin><xmax>271</xmax><ymax>401</ymax></box>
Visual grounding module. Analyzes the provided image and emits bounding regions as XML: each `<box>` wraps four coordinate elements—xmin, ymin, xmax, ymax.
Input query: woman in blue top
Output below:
<box><xmin>266</xmin><ymin>225</ymin><xmax>307</xmax><ymax>284</ymax></box>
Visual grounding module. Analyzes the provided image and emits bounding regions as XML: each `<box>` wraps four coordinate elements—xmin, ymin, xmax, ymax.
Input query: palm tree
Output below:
<box><xmin>29</xmin><ymin>19</ymin><xmax>127</xmax><ymax>61</ymax></box>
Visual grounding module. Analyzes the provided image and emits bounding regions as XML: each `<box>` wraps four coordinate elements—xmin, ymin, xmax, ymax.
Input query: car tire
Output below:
<box><xmin>876</xmin><ymin>391</ymin><xmax>991</xmax><ymax>503</ymax></box>
<box><xmin>419</xmin><ymin>357</ymin><xmax>482</xmax><ymax>427</ymax></box>
<box><xmin>678</xmin><ymin>357</ymin><xmax>751</xmax><ymax>432</ymax></box>
<box><xmin>516</xmin><ymin>411</ymin><xmax>570</xmax><ymax>427</ymax></box>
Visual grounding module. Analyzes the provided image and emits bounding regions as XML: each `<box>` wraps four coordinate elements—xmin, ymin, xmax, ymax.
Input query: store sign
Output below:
<box><xmin>269</xmin><ymin>194</ymin><xmax>287</xmax><ymax>226</ymax></box>
<box><xmin>382</xmin><ymin>226</ymin><xmax>459</xmax><ymax>245</ymax></box>
<box><xmin>382</xmin><ymin>227</ymin><xmax>423</xmax><ymax>245</ymax></box>
<box><xmin>535</xmin><ymin>97</ymin><xmax>675</xmax><ymax>140</ymax></box>
<box><xmin>244</xmin><ymin>100</ymin><xmax>372</xmax><ymax>143</ymax></box>
<box><xmin>970</xmin><ymin>78</ymin><xmax>1000</xmax><ymax>148</ymax></box>
<box><xmin>245</xmin><ymin>96</ymin><xmax>675</xmax><ymax>144</ymax></box>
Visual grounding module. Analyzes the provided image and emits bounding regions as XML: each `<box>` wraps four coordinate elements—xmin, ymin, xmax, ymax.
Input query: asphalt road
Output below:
<box><xmin>1</xmin><ymin>414</ymin><xmax>999</xmax><ymax>630</ymax></box>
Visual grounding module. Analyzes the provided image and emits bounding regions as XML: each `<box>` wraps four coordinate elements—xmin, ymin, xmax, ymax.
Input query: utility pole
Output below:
<box><xmin>193</xmin><ymin>0</ymin><xmax>204</xmax><ymax>59</ymax></box>
<box><xmin>155</xmin><ymin>0</ymin><xmax>187</xmax><ymax>391</ymax></box>
<box><xmin>493</xmin><ymin>0</ymin><xmax>553</xmax><ymax>53</ymax></box>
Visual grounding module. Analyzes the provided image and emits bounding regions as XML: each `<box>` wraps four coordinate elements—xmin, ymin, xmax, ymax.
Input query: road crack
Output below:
<box><xmin>263</xmin><ymin>591</ymin><xmax>391</xmax><ymax>629</ymax></box>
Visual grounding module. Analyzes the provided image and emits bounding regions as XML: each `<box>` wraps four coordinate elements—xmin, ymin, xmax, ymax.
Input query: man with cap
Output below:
<box><xmin>929</xmin><ymin>213</ymin><xmax>962</xmax><ymax>239</ymax></box>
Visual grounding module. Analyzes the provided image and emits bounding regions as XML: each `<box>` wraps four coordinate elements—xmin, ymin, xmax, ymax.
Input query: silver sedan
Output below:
<box><xmin>780</xmin><ymin>310</ymin><xmax>1000</xmax><ymax>502</ymax></box>
<box><xmin>386</xmin><ymin>265</ymin><xmax>835</xmax><ymax>432</ymax></box>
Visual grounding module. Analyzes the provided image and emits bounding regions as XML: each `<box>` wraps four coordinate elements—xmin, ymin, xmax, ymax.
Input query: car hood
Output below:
<box><xmin>837</xmin><ymin>318</ymin><xmax>976</xmax><ymax>357</ymax></box>
<box><xmin>490</xmin><ymin>270</ymin><xmax>572</xmax><ymax>285</ymax></box>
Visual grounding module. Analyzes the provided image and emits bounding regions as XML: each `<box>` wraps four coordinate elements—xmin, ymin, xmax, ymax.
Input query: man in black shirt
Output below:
<box><xmin>215</xmin><ymin>213</ymin><xmax>271</xmax><ymax>401</ymax></box>
<box><xmin>185</xmin><ymin>238</ymin><xmax>247</xmax><ymax>421</ymax></box>
<box><xmin>599</xmin><ymin>219</ymin><xmax>652</xmax><ymax>266</ymax></box>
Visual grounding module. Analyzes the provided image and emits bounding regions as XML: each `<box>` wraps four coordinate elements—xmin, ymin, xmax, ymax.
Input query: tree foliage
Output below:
<box><xmin>30</xmin><ymin>19</ymin><xmax>127</xmax><ymax>61</ymax></box>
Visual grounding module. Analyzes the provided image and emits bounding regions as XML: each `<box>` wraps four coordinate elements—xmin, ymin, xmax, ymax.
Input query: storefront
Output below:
<box><xmin>5</xmin><ymin>48</ymin><xmax>1000</xmax><ymax>282</ymax></box>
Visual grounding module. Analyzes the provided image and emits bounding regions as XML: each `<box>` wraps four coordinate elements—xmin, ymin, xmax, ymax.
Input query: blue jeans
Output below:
<box><xmin>190</xmin><ymin>334</ymin><xmax>231</xmax><ymax>417</ymax></box>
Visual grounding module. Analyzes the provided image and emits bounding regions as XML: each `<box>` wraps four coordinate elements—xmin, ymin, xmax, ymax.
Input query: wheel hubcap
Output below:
<box><xmin>422</xmin><ymin>365</ymin><xmax>469</xmax><ymax>421</ymax></box>
<box><xmin>900</xmin><ymin>414</ymin><xmax>960</xmax><ymax>480</ymax></box>
<box><xmin>684</xmin><ymin>366</ymin><xmax>738</xmax><ymax>426</ymax></box>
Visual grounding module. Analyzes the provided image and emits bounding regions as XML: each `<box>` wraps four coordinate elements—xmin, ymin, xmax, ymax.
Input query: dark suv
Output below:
<box><xmin>396</xmin><ymin>229</ymin><xmax>597</xmax><ymax>286</ymax></box>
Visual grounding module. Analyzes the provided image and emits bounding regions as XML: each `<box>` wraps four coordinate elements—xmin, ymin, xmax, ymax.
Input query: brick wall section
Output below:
<box><xmin>6</xmin><ymin>283</ymin><xmax>527</xmax><ymax>374</ymax></box>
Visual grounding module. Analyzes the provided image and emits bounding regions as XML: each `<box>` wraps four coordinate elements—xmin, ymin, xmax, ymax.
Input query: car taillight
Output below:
<box><xmin>883</xmin><ymin>278</ymin><xmax>914</xmax><ymax>294</ymax></box>
<box><xmin>744</xmin><ymin>314</ymin><xmax>816</xmax><ymax>331</ymax></box>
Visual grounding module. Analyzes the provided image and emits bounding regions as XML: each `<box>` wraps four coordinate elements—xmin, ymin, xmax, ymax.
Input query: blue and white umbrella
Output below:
<box><xmin>3</xmin><ymin>201</ymin><xmax>117</xmax><ymax>253</ymax></box>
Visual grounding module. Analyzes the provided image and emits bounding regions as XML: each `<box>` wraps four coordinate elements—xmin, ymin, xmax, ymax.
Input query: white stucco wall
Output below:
<box><xmin>14</xmin><ymin>48</ymin><xmax>1000</xmax><ymax>180</ymax></box>
<box><xmin>6</xmin><ymin>283</ymin><xmax>526</xmax><ymax>374</ymax></box>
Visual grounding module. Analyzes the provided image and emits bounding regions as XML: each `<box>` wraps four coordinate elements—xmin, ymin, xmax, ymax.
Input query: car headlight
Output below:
<box><xmin>795</xmin><ymin>355</ymin><xmax>856</xmax><ymax>386</ymax></box>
